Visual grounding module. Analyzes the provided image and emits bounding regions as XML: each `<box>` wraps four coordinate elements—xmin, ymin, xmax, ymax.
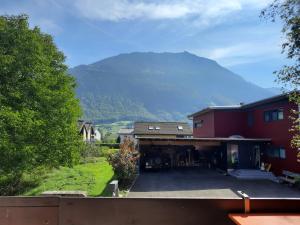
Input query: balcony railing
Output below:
<box><xmin>0</xmin><ymin>196</ymin><xmax>300</xmax><ymax>225</ymax></box>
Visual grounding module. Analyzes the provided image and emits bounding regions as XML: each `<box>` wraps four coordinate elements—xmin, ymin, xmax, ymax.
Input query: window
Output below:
<box><xmin>266</xmin><ymin>147</ymin><xmax>286</xmax><ymax>159</ymax></box>
<box><xmin>279</xmin><ymin>148</ymin><xmax>286</xmax><ymax>159</ymax></box>
<box><xmin>278</xmin><ymin>109</ymin><xmax>284</xmax><ymax>120</ymax></box>
<box><xmin>155</xmin><ymin>126</ymin><xmax>160</xmax><ymax>130</ymax></box>
<box><xmin>148</xmin><ymin>126</ymin><xmax>154</xmax><ymax>130</ymax></box>
<box><xmin>194</xmin><ymin>120</ymin><xmax>203</xmax><ymax>128</ymax></box>
<box><xmin>247</xmin><ymin>112</ymin><xmax>254</xmax><ymax>127</ymax></box>
<box><xmin>177</xmin><ymin>125</ymin><xmax>183</xmax><ymax>130</ymax></box>
<box><xmin>264</xmin><ymin>111</ymin><xmax>270</xmax><ymax>122</ymax></box>
<box><xmin>264</xmin><ymin>109</ymin><xmax>284</xmax><ymax>122</ymax></box>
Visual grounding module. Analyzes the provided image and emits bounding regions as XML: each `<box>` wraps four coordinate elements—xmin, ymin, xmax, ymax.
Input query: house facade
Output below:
<box><xmin>189</xmin><ymin>93</ymin><xmax>300</xmax><ymax>175</ymax></box>
<box><xmin>78</xmin><ymin>120</ymin><xmax>96</xmax><ymax>142</ymax></box>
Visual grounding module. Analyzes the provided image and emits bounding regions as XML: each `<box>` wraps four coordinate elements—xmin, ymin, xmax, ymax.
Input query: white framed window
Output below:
<box><xmin>148</xmin><ymin>126</ymin><xmax>154</xmax><ymax>130</ymax></box>
<box><xmin>177</xmin><ymin>125</ymin><xmax>183</xmax><ymax>130</ymax></box>
<box><xmin>155</xmin><ymin>126</ymin><xmax>160</xmax><ymax>130</ymax></box>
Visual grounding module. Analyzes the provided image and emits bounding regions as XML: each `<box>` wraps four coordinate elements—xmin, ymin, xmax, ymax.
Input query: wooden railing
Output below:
<box><xmin>0</xmin><ymin>197</ymin><xmax>300</xmax><ymax>225</ymax></box>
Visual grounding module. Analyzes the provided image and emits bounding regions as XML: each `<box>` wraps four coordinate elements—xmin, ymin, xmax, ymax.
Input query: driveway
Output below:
<box><xmin>128</xmin><ymin>168</ymin><xmax>300</xmax><ymax>198</ymax></box>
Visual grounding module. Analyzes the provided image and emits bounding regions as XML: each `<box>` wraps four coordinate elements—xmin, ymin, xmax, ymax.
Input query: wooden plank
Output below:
<box><xmin>59</xmin><ymin>198</ymin><xmax>243</xmax><ymax>225</ymax></box>
<box><xmin>229</xmin><ymin>214</ymin><xmax>300</xmax><ymax>225</ymax></box>
<box><xmin>0</xmin><ymin>197</ymin><xmax>60</xmax><ymax>207</ymax></box>
<box><xmin>0</xmin><ymin>206</ymin><xmax>58</xmax><ymax>225</ymax></box>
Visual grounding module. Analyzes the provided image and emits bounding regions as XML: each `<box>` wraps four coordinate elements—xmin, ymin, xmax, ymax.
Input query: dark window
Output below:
<box><xmin>194</xmin><ymin>120</ymin><xmax>203</xmax><ymax>128</ymax></box>
<box><xmin>264</xmin><ymin>109</ymin><xmax>284</xmax><ymax>122</ymax></box>
<box><xmin>176</xmin><ymin>135</ymin><xmax>184</xmax><ymax>138</ymax></box>
<box><xmin>247</xmin><ymin>112</ymin><xmax>254</xmax><ymax>127</ymax></box>
<box><xmin>266</xmin><ymin>147</ymin><xmax>286</xmax><ymax>159</ymax></box>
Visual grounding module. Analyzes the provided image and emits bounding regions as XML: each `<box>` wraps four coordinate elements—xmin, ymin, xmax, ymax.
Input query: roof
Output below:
<box><xmin>136</xmin><ymin>137</ymin><xmax>271</xmax><ymax>142</ymax></box>
<box><xmin>188</xmin><ymin>105</ymin><xmax>241</xmax><ymax>118</ymax></box>
<box><xmin>118</xmin><ymin>128</ymin><xmax>134</xmax><ymax>135</ymax></box>
<box><xmin>134</xmin><ymin>122</ymin><xmax>192</xmax><ymax>135</ymax></box>
<box><xmin>188</xmin><ymin>92</ymin><xmax>291</xmax><ymax>118</ymax></box>
<box><xmin>78</xmin><ymin>120</ymin><xmax>95</xmax><ymax>133</ymax></box>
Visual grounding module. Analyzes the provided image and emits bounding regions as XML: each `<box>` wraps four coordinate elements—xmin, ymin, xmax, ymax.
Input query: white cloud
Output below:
<box><xmin>73</xmin><ymin>0</ymin><xmax>273</xmax><ymax>22</ymax></box>
<box><xmin>195</xmin><ymin>41</ymin><xmax>282</xmax><ymax>67</ymax></box>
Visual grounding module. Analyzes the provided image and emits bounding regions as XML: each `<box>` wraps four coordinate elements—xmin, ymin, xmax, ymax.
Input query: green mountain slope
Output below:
<box><xmin>69</xmin><ymin>51</ymin><xmax>274</xmax><ymax>122</ymax></box>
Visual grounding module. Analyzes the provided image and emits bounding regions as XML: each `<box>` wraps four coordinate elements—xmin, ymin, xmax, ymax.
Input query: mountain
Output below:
<box><xmin>265</xmin><ymin>87</ymin><xmax>284</xmax><ymax>95</ymax></box>
<box><xmin>69</xmin><ymin>51</ymin><xmax>275</xmax><ymax>123</ymax></box>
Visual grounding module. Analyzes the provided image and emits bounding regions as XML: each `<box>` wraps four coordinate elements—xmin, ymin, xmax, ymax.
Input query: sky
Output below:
<box><xmin>1</xmin><ymin>0</ymin><xmax>288</xmax><ymax>88</ymax></box>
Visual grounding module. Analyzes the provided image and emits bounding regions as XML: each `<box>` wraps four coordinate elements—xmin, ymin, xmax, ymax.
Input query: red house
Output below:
<box><xmin>189</xmin><ymin>93</ymin><xmax>300</xmax><ymax>175</ymax></box>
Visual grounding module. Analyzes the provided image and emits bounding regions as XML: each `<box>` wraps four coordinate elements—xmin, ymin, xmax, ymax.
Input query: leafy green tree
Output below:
<box><xmin>0</xmin><ymin>15</ymin><xmax>82</xmax><ymax>194</ymax></box>
<box><xmin>261</xmin><ymin>0</ymin><xmax>300</xmax><ymax>147</ymax></box>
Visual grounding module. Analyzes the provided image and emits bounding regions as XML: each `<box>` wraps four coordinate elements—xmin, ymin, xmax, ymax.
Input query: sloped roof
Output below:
<box><xmin>134</xmin><ymin>122</ymin><xmax>192</xmax><ymax>135</ymax></box>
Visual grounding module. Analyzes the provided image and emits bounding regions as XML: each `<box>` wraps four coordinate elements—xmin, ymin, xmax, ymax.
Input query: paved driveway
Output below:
<box><xmin>128</xmin><ymin>168</ymin><xmax>300</xmax><ymax>198</ymax></box>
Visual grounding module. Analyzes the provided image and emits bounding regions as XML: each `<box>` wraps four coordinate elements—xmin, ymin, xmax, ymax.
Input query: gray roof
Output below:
<box><xmin>134</xmin><ymin>122</ymin><xmax>192</xmax><ymax>135</ymax></box>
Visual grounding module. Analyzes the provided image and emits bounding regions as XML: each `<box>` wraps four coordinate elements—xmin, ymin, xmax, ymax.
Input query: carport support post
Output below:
<box><xmin>237</xmin><ymin>191</ymin><xmax>250</xmax><ymax>213</ymax></box>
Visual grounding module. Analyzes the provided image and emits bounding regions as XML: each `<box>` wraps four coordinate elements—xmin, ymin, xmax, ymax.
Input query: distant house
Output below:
<box><xmin>118</xmin><ymin>128</ymin><xmax>134</xmax><ymax>144</ymax></box>
<box><xmin>78</xmin><ymin>120</ymin><xmax>95</xmax><ymax>142</ymax></box>
<box><xmin>133</xmin><ymin>122</ymin><xmax>193</xmax><ymax>139</ymax></box>
<box><xmin>93</xmin><ymin>128</ymin><xmax>102</xmax><ymax>142</ymax></box>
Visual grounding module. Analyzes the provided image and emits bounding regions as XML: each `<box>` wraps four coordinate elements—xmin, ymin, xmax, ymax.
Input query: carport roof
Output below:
<box><xmin>136</xmin><ymin>137</ymin><xmax>271</xmax><ymax>142</ymax></box>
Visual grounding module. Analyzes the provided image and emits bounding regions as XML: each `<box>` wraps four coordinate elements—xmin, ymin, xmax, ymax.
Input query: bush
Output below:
<box><xmin>107</xmin><ymin>138</ymin><xmax>139</xmax><ymax>185</ymax></box>
<box><xmin>100</xmin><ymin>146</ymin><xmax>118</xmax><ymax>158</ymax></box>
<box><xmin>81</xmin><ymin>143</ymin><xmax>101</xmax><ymax>159</ymax></box>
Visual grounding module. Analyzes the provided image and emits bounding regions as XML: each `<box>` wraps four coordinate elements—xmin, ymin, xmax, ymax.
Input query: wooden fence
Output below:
<box><xmin>0</xmin><ymin>197</ymin><xmax>300</xmax><ymax>225</ymax></box>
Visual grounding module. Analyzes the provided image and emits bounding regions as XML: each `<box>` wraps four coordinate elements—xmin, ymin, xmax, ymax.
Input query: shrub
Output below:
<box><xmin>107</xmin><ymin>138</ymin><xmax>139</xmax><ymax>185</ymax></box>
<box><xmin>81</xmin><ymin>143</ymin><xmax>101</xmax><ymax>158</ymax></box>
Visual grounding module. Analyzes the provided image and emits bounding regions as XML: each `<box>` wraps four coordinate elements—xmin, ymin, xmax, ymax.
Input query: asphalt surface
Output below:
<box><xmin>128</xmin><ymin>168</ymin><xmax>300</xmax><ymax>198</ymax></box>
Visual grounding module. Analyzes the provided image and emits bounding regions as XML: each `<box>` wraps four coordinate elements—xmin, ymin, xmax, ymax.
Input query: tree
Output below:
<box><xmin>0</xmin><ymin>15</ymin><xmax>82</xmax><ymax>194</ymax></box>
<box><xmin>107</xmin><ymin>138</ymin><xmax>139</xmax><ymax>185</ymax></box>
<box><xmin>261</xmin><ymin>0</ymin><xmax>300</xmax><ymax>147</ymax></box>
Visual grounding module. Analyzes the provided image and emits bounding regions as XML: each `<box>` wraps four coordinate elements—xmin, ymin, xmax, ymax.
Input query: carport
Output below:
<box><xmin>136</xmin><ymin>137</ymin><xmax>271</xmax><ymax>172</ymax></box>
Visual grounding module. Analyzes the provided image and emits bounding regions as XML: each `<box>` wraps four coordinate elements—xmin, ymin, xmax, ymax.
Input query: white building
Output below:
<box><xmin>93</xmin><ymin>129</ymin><xmax>102</xmax><ymax>142</ymax></box>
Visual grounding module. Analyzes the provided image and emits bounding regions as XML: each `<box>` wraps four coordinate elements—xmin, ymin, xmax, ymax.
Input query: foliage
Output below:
<box><xmin>99</xmin><ymin>146</ymin><xmax>119</xmax><ymax>158</ymax></box>
<box><xmin>261</xmin><ymin>0</ymin><xmax>300</xmax><ymax>148</ymax></box>
<box><xmin>24</xmin><ymin>157</ymin><xmax>114</xmax><ymax>196</ymax></box>
<box><xmin>0</xmin><ymin>15</ymin><xmax>82</xmax><ymax>194</ymax></box>
<box><xmin>107</xmin><ymin>138</ymin><xmax>139</xmax><ymax>185</ymax></box>
<box><xmin>80</xmin><ymin>143</ymin><xmax>101</xmax><ymax>162</ymax></box>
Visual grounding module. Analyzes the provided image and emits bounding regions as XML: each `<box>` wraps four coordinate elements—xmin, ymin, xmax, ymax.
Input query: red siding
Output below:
<box><xmin>214</xmin><ymin>110</ymin><xmax>246</xmax><ymax>137</ymax></box>
<box><xmin>193</xmin><ymin>112</ymin><xmax>215</xmax><ymax>137</ymax></box>
<box><xmin>244</xmin><ymin>101</ymin><xmax>299</xmax><ymax>175</ymax></box>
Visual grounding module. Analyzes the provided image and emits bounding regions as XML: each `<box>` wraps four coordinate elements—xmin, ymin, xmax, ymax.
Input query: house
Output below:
<box><xmin>78</xmin><ymin>120</ymin><xmax>96</xmax><ymax>142</ymax></box>
<box><xmin>118</xmin><ymin>128</ymin><xmax>134</xmax><ymax>144</ymax></box>
<box><xmin>188</xmin><ymin>93</ymin><xmax>300</xmax><ymax>175</ymax></box>
<box><xmin>93</xmin><ymin>128</ymin><xmax>102</xmax><ymax>142</ymax></box>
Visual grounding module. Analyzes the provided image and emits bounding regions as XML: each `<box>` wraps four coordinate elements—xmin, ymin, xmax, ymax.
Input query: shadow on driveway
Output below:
<box><xmin>128</xmin><ymin>168</ymin><xmax>300</xmax><ymax>198</ymax></box>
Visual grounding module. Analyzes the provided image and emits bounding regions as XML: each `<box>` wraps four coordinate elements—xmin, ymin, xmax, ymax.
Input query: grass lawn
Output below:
<box><xmin>25</xmin><ymin>157</ymin><xmax>114</xmax><ymax>197</ymax></box>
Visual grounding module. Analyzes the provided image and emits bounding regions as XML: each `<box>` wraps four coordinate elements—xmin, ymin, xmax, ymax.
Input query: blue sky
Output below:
<box><xmin>1</xmin><ymin>0</ymin><xmax>287</xmax><ymax>88</ymax></box>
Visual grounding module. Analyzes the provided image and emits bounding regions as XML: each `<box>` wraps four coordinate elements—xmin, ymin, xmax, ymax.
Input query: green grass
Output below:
<box><xmin>24</xmin><ymin>157</ymin><xmax>114</xmax><ymax>197</ymax></box>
